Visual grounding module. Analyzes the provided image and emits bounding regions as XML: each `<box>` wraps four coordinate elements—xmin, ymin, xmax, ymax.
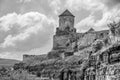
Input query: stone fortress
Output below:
<box><xmin>23</xmin><ymin>9</ymin><xmax>109</xmax><ymax>61</ymax></box>
<box><xmin>47</xmin><ymin>9</ymin><xmax>109</xmax><ymax>59</ymax></box>
<box><xmin>22</xmin><ymin>10</ymin><xmax>120</xmax><ymax>80</ymax></box>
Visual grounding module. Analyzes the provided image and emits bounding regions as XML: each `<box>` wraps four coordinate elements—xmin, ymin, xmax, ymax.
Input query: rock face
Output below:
<box><xmin>85</xmin><ymin>42</ymin><xmax>120</xmax><ymax>80</ymax></box>
<box><xmin>84</xmin><ymin>21</ymin><xmax>120</xmax><ymax>80</ymax></box>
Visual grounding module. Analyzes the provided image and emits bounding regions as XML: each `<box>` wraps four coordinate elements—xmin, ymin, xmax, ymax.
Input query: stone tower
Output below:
<box><xmin>47</xmin><ymin>9</ymin><xmax>77</xmax><ymax>59</ymax></box>
<box><xmin>55</xmin><ymin>9</ymin><xmax>76</xmax><ymax>36</ymax></box>
<box><xmin>53</xmin><ymin>9</ymin><xmax>77</xmax><ymax>51</ymax></box>
<box><xmin>59</xmin><ymin>9</ymin><xmax>75</xmax><ymax>31</ymax></box>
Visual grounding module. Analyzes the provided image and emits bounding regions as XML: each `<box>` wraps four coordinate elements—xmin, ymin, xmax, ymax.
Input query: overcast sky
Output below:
<box><xmin>0</xmin><ymin>0</ymin><xmax>120</xmax><ymax>60</ymax></box>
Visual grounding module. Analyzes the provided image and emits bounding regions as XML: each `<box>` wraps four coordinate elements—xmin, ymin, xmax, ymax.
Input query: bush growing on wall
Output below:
<box><xmin>92</xmin><ymin>40</ymin><xmax>104</xmax><ymax>53</ymax></box>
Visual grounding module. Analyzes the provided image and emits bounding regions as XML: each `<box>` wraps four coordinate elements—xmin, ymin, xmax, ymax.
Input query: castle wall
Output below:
<box><xmin>77</xmin><ymin>32</ymin><xmax>96</xmax><ymax>50</ymax></box>
<box><xmin>77</xmin><ymin>30</ymin><xmax>109</xmax><ymax>50</ymax></box>
<box><xmin>23</xmin><ymin>54</ymin><xmax>47</xmax><ymax>63</ymax></box>
<box><xmin>23</xmin><ymin>30</ymin><xmax>109</xmax><ymax>62</ymax></box>
<box><xmin>51</xmin><ymin>29</ymin><xmax>109</xmax><ymax>59</ymax></box>
<box><xmin>53</xmin><ymin>35</ymin><xmax>71</xmax><ymax>50</ymax></box>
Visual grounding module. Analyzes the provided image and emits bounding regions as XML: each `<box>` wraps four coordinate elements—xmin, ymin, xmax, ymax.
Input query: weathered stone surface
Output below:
<box><xmin>23</xmin><ymin>54</ymin><xmax>47</xmax><ymax>64</ymax></box>
<box><xmin>77</xmin><ymin>32</ymin><xmax>96</xmax><ymax>50</ymax></box>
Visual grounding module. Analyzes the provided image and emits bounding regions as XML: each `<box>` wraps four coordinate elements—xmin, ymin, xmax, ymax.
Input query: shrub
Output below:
<box><xmin>92</xmin><ymin>40</ymin><xmax>104</xmax><ymax>53</ymax></box>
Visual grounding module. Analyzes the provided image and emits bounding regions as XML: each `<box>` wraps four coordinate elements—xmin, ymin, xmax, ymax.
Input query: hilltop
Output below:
<box><xmin>0</xmin><ymin>58</ymin><xmax>20</xmax><ymax>67</ymax></box>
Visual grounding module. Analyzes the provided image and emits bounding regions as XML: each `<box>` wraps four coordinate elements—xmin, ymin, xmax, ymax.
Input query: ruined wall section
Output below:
<box><xmin>48</xmin><ymin>33</ymin><xmax>77</xmax><ymax>59</ymax></box>
<box><xmin>53</xmin><ymin>34</ymin><xmax>76</xmax><ymax>50</ymax></box>
<box><xmin>23</xmin><ymin>54</ymin><xmax>47</xmax><ymax>63</ymax></box>
<box><xmin>76</xmin><ymin>30</ymin><xmax>109</xmax><ymax>50</ymax></box>
<box><xmin>77</xmin><ymin>32</ymin><xmax>96</xmax><ymax>50</ymax></box>
<box><xmin>23</xmin><ymin>30</ymin><xmax>109</xmax><ymax>61</ymax></box>
<box><xmin>53</xmin><ymin>35</ymin><xmax>70</xmax><ymax>50</ymax></box>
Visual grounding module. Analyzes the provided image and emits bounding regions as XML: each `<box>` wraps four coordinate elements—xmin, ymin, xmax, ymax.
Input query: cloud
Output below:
<box><xmin>100</xmin><ymin>0</ymin><xmax>120</xmax><ymax>8</ymax></box>
<box><xmin>0</xmin><ymin>43</ymin><xmax>52</xmax><ymax>60</ymax></box>
<box><xmin>0</xmin><ymin>12</ymin><xmax>55</xmax><ymax>51</ymax></box>
<box><xmin>0</xmin><ymin>0</ymin><xmax>57</xmax><ymax>17</ymax></box>
<box><xmin>18</xmin><ymin>0</ymin><xmax>32</xmax><ymax>3</ymax></box>
<box><xmin>76</xmin><ymin>8</ymin><xmax>120</xmax><ymax>33</ymax></box>
<box><xmin>75</xmin><ymin>15</ymin><xmax>96</xmax><ymax>32</ymax></box>
<box><xmin>49</xmin><ymin>0</ymin><xmax>61</xmax><ymax>15</ymax></box>
<box><xmin>0</xmin><ymin>37</ymin><xmax>53</xmax><ymax>60</ymax></box>
<box><xmin>65</xmin><ymin>0</ymin><xmax>105</xmax><ymax>11</ymax></box>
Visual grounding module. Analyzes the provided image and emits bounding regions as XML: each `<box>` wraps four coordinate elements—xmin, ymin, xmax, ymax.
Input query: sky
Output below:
<box><xmin>0</xmin><ymin>0</ymin><xmax>120</xmax><ymax>60</ymax></box>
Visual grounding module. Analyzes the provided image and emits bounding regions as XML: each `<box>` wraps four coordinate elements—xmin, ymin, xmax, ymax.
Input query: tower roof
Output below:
<box><xmin>59</xmin><ymin>9</ymin><xmax>75</xmax><ymax>17</ymax></box>
<box><xmin>88</xmin><ymin>28</ymin><xmax>95</xmax><ymax>32</ymax></box>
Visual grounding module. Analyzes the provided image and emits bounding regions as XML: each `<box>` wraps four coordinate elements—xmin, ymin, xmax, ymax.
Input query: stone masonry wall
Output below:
<box><xmin>23</xmin><ymin>54</ymin><xmax>47</xmax><ymax>63</ymax></box>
